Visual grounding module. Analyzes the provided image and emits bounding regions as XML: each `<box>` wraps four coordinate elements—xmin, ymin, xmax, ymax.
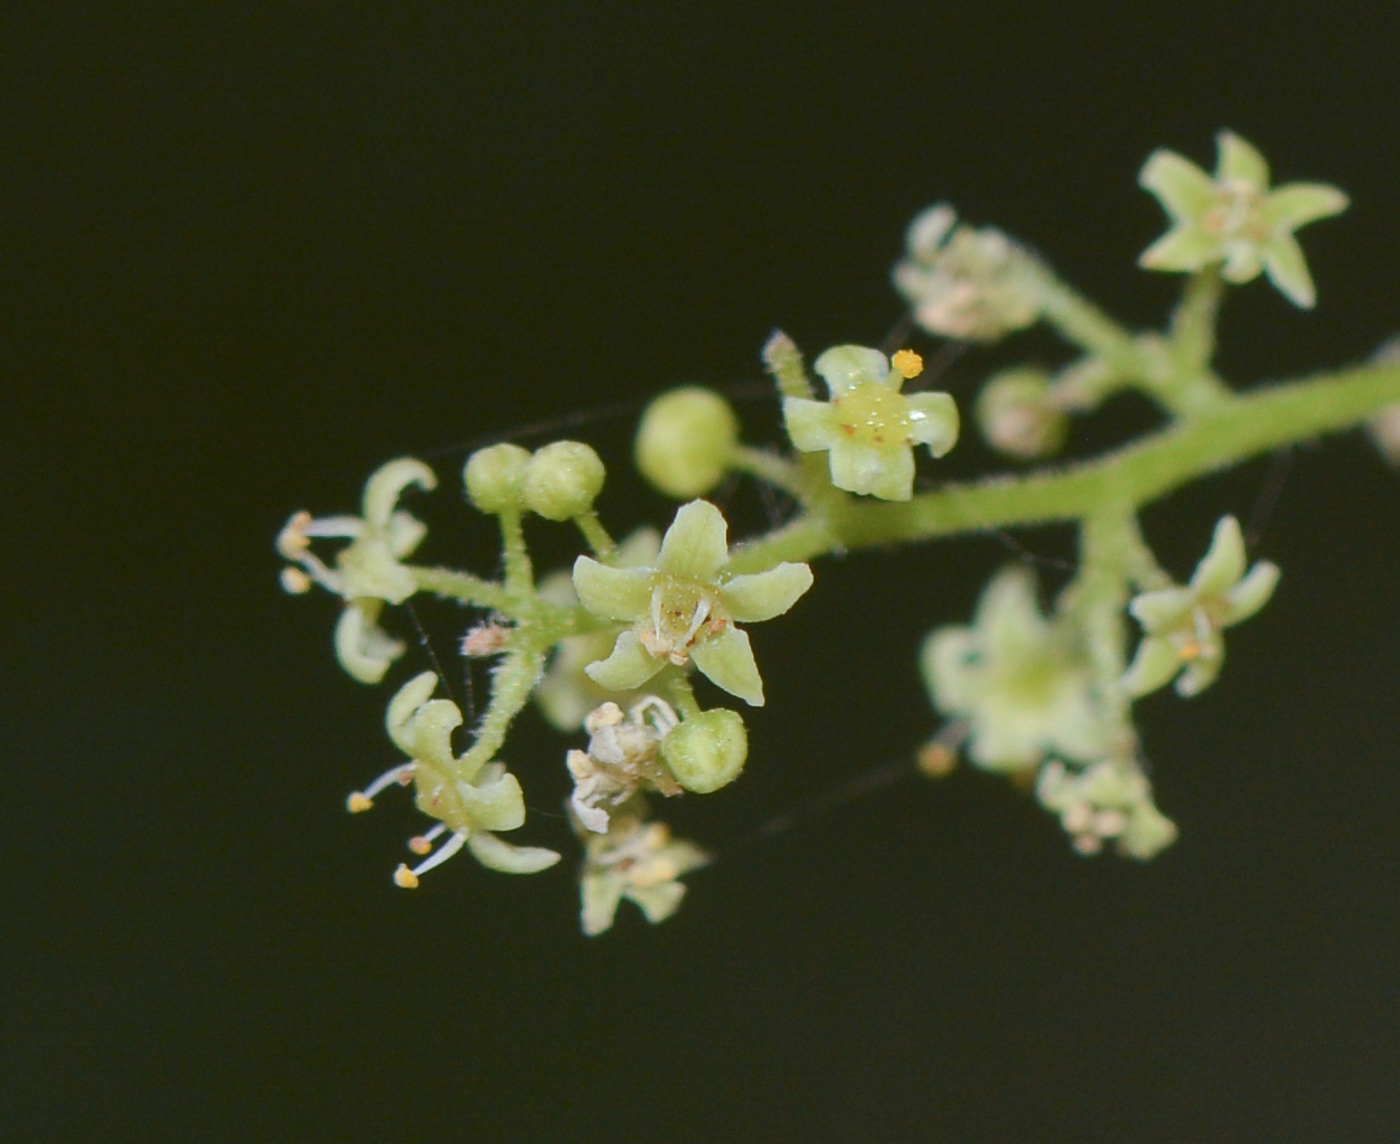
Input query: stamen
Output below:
<box><xmin>403</xmin><ymin>830</ymin><xmax>469</xmax><ymax>881</ymax></box>
<box><xmin>408</xmin><ymin>823</ymin><xmax>447</xmax><ymax>855</ymax></box>
<box><xmin>681</xmin><ymin>592</ymin><xmax>713</xmax><ymax>647</ymax></box>
<box><xmin>891</xmin><ymin>349</ymin><xmax>924</xmax><ymax>379</ymax></box>
<box><xmin>346</xmin><ymin>764</ymin><xmax>415</xmax><ymax>812</ymax></box>
<box><xmin>393</xmin><ymin>864</ymin><xmax>419</xmax><ymax>889</ymax></box>
<box><xmin>280</xmin><ymin>567</ymin><xmax>312</xmax><ymax>594</ymax></box>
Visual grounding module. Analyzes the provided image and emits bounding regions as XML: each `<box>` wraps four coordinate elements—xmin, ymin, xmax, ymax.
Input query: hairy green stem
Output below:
<box><xmin>727</xmin><ymin>362</ymin><xmax>1400</xmax><ymax>573</ymax></box>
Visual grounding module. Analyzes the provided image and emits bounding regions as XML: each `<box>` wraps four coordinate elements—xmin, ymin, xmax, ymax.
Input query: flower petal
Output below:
<box><xmin>1191</xmin><ymin>516</ymin><xmax>1247</xmax><ymax>596</ymax></box>
<box><xmin>1121</xmin><ymin>636</ymin><xmax>1181</xmax><ymax>698</ymax></box>
<box><xmin>1261</xmin><ymin>232</ymin><xmax>1317</xmax><ymax>309</ymax></box>
<box><xmin>656</xmin><ymin>499</ymin><xmax>729</xmax><ymax>581</ymax></box>
<box><xmin>386</xmin><ymin>671</ymin><xmax>440</xmax><ymax>753</ymax></box>
<box><xmin>581</xmin><ymin>871</ymin><xmax>627</xmax><ymax>935</ymax></box>
<box><xmin>813</xmin><ymin>345</ymin><xmax>890</xmax><ymax>398</ymax></box>
<box><xmin>1139</xmin><ymin>149</ymin><xmax>1217</xmax><ymax>220</ymax></box>
<box><xmin>584</xmin><ymin>630</ymin><xmax>666</xmax><ymax>692</ymax></box>
<box><xmin>905</xmin><ymin>390</ymin><xmax>960</xmax><ymax>457</ymax></box>
<box><xmin>1261</xmin><ymin>182</ymin><xmax>1349</xmax><ymax>230</ymax></box>
<box><xmin>1138</xmin><ymin>224</ymin><xmax>1219</xmax><ymax>272</ymax></box>
<box><xmin>627</xmin><ymin>881</ymin><xmax>687</xmax><ymax>924</ymax></box>
<box><xmin>690</xmin><ymin>626</ymin><xmax>765</xmax><ymax>706</ymax></box>
<box><xmin>362</xmin><ymin>458</ymin><xmax>437</xmax><ymax>530</ymax></box>
<box><xmin>573</xmin><ymin>557</ymin><xmax>652</xmax><ymax>621</ymax></box>
<box><xmin>1215</xmin><ymin>131</ymin><xmax>1269</xmax><ymax>189</ymax></box>
<box><xmin>457</xmin><ymin>768</ymin><xmax>527</xmax><ymax>833</ymax></box>
<box><xmin>466</xmin><ymin>831</ymin><xmax>562</xmax><ymax>874</ymax></box>
<box><xmin>719</xmin><ymin>563</ymin><xmax>814</xmax><ymax>622</ymax></box>
<box><xmin>1176</xmin><ymin>653</ymin><xmax>1224</xmax><ymax>697</ymax></box>
<box><xmin>335</xmin><ymin>599</ymin><xmax>405</xmax><ymax>684</ymax></box>
<box><xmin>783</xmin><ymin>397</ymin><xmax>839</xmax><ymax>452</ymax></box>
<box><xmin>1129</xmin><ymin>587</ymin><xmax>1194</xmax><ymax>632</ymax></box>
<box><xmin>1222</xmin><ymin>560</ymin><xmax>1280</xmax><ymax>625</ymax></box>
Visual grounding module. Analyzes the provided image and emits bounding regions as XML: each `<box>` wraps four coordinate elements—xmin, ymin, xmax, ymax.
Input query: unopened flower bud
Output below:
<box><xmin>635</xmin><ymin>386</ymin><xmax>740</xmax><ymax>498</ymax></box>
<box><xmin>521</xmin><ymin>440</ymin><xmax>606</xmax><ymax>520</ymax></box>
<box><xmin>976</xmin><ymin>368</ymin><xmax>1068</xmax><ymax>459</ymax></box>
<box><xmin>465</xmin><ymin>443</ymin><xmax>532</xmax><ymax>514</ymax></box>
<box><xmin>660</xmin><ymin>708</ymin><xmax>748</xmax><ymax>793</ymax></box>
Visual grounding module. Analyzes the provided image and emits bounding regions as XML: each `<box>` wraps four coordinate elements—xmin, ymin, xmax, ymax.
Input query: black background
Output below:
<box><xmin>6</xmin><ymin>5</ymin><xmax>1400</xmax><ymax>1141</ymax></box>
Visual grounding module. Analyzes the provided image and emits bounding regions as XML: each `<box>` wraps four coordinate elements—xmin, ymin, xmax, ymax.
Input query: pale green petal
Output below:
<box><xmin>581</xmin><ymin>872</ymin><xmax>626</xmax><ymax>935</ymax></box>
<box><xmin>720</xmin><ymin>562</ymin><xmax>814</xmax><ymax>622</ymax></box>
<box><xmin>616</xmin><ymin>526</ymin><xmax>662</xmax><ymax>567</ymax></box>
<box><xmin>690</xmin><ymin>626</ymin><xmax>765</xmax><ymax>706</ymax></box>
<box><xmin>627</xmin><ymin>881</ymin><xmax>687</xmax><ymax>924</ymax></box>
<box><xmin>466</xmin><ymin>831</ymin><xmax>562</xmax><ymax>874</ymax></box>
<box><xmin>1261</xmin><ymin>182</ymin><xmax>1349</xmax><ymax>230</ymax></box>
<box><xmin>905</xmin><ymin>391</ymin><xmax>960</xmax><ymax>457</ymax></box>
<box><xmin>828</xmin><ymin>438</ymin><xmax>889</xmax><ymax>497</ymax></box>
<box><xmin>1261</xmin><ymin>232</ymin><xmax>1317</xmax><ymax>309</ymax></box>
<box><xmin>1192</xmin><ymin>516</ymin><xmax>1247</xmax><ymax>596</ymax></box>
<box><xmin>457</xmin><ymin>769</ymin><xmax>526</xmax><ymax>833</ymax></box>
<box><xmin>1129</xmin><ymin>587</ymin><xmax>1194</xmax><ymax>632</ymax></box>
<box><xmin>384</xmin><ymin>511</ymin><xmax>428</xmax><ymax>559</ymax></box>
<box><xmin>921</xmin><ymin>627</ymin><xmax>979</xmax><ymax>714</ymax></box>
<box><xmin>335</xmin><ymin>599</ymin><xmax>405</xmax><ymax>684</ymax></box>
<box><xmin>1139</xmin><ymin>149</ymin><xmax>1217</xmax><ymax>219</ymax></box>
<box><xmin>1121</xmin><ymin>636</ymin><xmax>1181</xmax><ymax>697</ymax></box>
<box><xmin>656</xmin><ymin>499</ymin><xmax>729</xmax><ymax>581</ymax></box>
<box><xmin>979</xmin><ymin>566</ymin><xmax>1047</xmax><ymax>653</ymax></box>
<box><xmin>585</xmin><ymin>630</ymin><xmax>666</xmax><ymax>692</ymax></box>
<box><xmin>968</xmin><ymin>711</ymin><xmax>1045</xmax><ymax>770</ymax></box>
<box><xmin>362</xmin><ymin>458</ymin><xmax>436</xmax><ymax>529</ymax></box>
<box><xmin>1176</xmin><ymin>654</ymin><xmax>1223</xmax><ymax>697</ymax></box>
<box><xmin>1223</xmin><ymin>560</ymin><xmax>1280</xmax><ymax>625</ymax></box>
<box><xmin>386</xmin><ymin>671</ymin><xmax>440</xmax><ymax>753</ymax></box>
<box><xmin>338</xmin><ymin>537</ymin><xmax>419</xmax><ymax>603</ymax></box>
<box><xmin>1215</xmin><ymin>131</ymin><xmax>1269</xmax><ymax>190</ymax></box>
<box><xmin>866</xmin><ymin>445</ymin><xmax>916</xmax><ymax>501</ymax></box>
<box><xmin>813</xmin><ymin>345</ymin><xmax>890</xmax><ymax>397</ymax></box>
<box><xmin>1117</xmin><ymin>802</ymin><xmax>1178</xmax><ymax>859</ymax></box>
<box><xmin>1221</xmin><ymin>242</ymin><xmax>1264</xmax><ymax>285</ymax></box>
<box><xmin>783</xmin><ymin>397</ymin><xmax>839</xmax><ymax>452</ymax></box>
<box><xmin>573</xmin><ymin>557</ymin><xmax>652</xmax><ymax>621</ymax></box>
<box><xmin>1139</xmin><ymin>224</ymin><xmax>1220</xmax><ymax>272</ymax></box>
<box><xmin>405</xmin><ymin>698</ymin><xmax>464</xmax><ymax>771</ymax></box>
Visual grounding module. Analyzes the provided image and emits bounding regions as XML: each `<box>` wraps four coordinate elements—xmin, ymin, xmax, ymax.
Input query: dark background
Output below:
<box><xmin>5</xmin><ymin>5</ymin><xmax>1400</xmax><ymax>1141</ymax></box>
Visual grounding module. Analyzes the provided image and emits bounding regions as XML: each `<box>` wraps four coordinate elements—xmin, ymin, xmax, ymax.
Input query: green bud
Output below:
<box><xmin>635</xmin><ymin>386</ymin><xmax>740</xmax><ymax>498</ymax></box>
<box><xmin>465</xmin><ymin>443</ymin><xmax>532</xmax><ymax>514</ymax></box>
<box><xmin>660</xmin><ymin>708</ymin><xmax>748</xmax><ymax>793</ymax></box>
<box><xmin>975</xmin><ymin>368</ymin><xmax>1068</xmax><ymax>460</ymax></box>
<box><xmin>521</xmin><ymin>440</ymin><xmax>606</xmax><ymax>521</ymax></box>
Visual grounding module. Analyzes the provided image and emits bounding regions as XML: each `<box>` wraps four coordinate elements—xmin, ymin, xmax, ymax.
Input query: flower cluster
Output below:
<box><xmin>573</xmin><ymin>499</ymin><xmax>813</xmax><ymax>706</ymax></box>
<box><xmin>892</xmin><ymin>204</ymin><xmax>1042</xmax><ymax>340</ymax></box>
<box><xmin>783</xmin><ymin>345</ymin><xmax>959</xmax><ymax>501</ymax></box>
<box><xmin>1122</xmin><ymin>516</ymin><xmax>1279</xmax><ymax>698</ymax></box>
<box><xmin>277</xmin><ymin>458</ymin><xmax>435</xmax><ymax>683</ymax></box>
<box><xmin>1138</xmin><ymin>131</ymin><xmax>1348</xmax><ymax>309</ymax></box>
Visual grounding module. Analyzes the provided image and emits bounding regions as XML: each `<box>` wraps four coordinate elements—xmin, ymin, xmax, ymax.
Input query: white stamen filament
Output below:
<box><xmin>407</xmin><ymin>830</ymin><xmax>469</xmax><ymax>878</ymax></box>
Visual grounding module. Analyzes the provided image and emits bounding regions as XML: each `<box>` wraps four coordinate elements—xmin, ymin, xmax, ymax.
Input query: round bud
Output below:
<box><xmin>635</xmin><ymin>386</ymin><xmax>739</xmax><ymax>498</ymax></box>
<box><xmin>975</xmin><ymin>368</ymin><xmax>1068</xmax><ymax>460</ymax></box>
<box><xmin>465</xmin><ymin>443</ymin><xmax>532</xmax><ymax>514</ymax></box>
<box><xmin>660</xmin><ymin>708</ymin><xmax>747</xmax><ymax>794</ymax></box>
<box><xmin>521</xmin><ymin>440</ymin><xmax>606</xmax><ymax>521</ymax></box>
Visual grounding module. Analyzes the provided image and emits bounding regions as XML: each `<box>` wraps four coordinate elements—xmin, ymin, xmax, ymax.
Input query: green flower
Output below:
<box><xmin>277</xmin><ymin>458</ymin><xmax>436</xmax><ymax>683</ymax></box>
<box><xmin>783</xmin><ymin>345</ymin><xmax>959</xmax><ymax>501</ymax></box>
<box><xmin>921</xmin><ymin>566</ymin><xmax>1107</xmax><ymax>772</ymax></box>
<box><xmin>354</xmin><ymin>672</ymin><xmax>561</xmax><ymax>885</ymax></box>
<box><xmin>892</xmin><ymin>204</ymin><xmax>1042</xmax><ymax>340</ymax></box>
<box><xmin>1036</xmin><ymin>758</ymin><xmax>1178</xmax><ymax>860</ymax></box>
<box><xmin>1122</xmin><ymin>516</ymin><xmax>1279</xmax><ymax>699</ymax></box>
<box><xmin>575</xmin><ymin>800</ymin><xmax>709</xmax><ymax>936</ymax></box>
<box><xmin>1138</xmin><ymin>131</ymin><xmax>1348</xmax><ymax>309</ymax></box>
<box><xmin>573</xmin><ymin>500</ymin><xmax>813</xmax><ymax>706</ymax></box>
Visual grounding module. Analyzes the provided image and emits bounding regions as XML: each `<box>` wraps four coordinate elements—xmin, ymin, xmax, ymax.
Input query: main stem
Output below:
<box><xmin>727</xmin><ymin>362</ymin><xmax>1400</xmax><ymax>573</ymax></box>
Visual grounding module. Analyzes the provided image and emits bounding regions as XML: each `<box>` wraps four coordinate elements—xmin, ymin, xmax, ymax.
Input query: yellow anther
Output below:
<box><xmin>393</xmin><ymin>864</ymin><xmax>420</xmax><ymax>889</ymax></box>
<box><xmin>346</xmin><ymin>792</ymin><xmax>374</xmax><ymax>813</ymax></box>
<box><xmin>916</xmin><ymin>740</ymin><xmax>957</xmax><ymax>778</ymax></box>
<box><xmin>279</xmin><ymin>567</ymin><xmax>312</xmax><ymax>594</ymax></box>
<box><xmin>891</xmin><ymin>349</ymin><xmax>924</xmax><ymax>379</ymax></box>
<box><xmin>407</xmin><ymin>836</ymin><xmax>434</xmax><ymax>856</ymax></box>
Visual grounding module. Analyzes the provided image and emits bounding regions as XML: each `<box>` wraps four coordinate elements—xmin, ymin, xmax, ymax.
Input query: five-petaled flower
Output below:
<box><xmin>783</xmin><ymin>344</ymin><xmax>959</xmax><ymax>501</ymax></box>
<box><xmin>277</xmin><ymin>457</ymin><xmax>436</xmax><ymax>683</ymax></box>
<box><xmin>1121</xmin><ymin>515</ymin><xmax>1280</xmax><ymax>699</ymax></box>
<box><xmin>572</xmin><ymin>499</ymin><xmax>813</xmax><ymax>706</ymax></box>
<box><xmin>1138</xmin><ymin>131</ymin><xmax>1349</xmax><ymax>309</ymax></box>
<box><xmin>921</xmin><ymin>565</ymin><xmax>1108</xmax><ymax>772</ymax></box>
<box><xmin>575</xmin><ymin>799</ymin><xmax>709</xmax><ymax>936</ymax></box>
